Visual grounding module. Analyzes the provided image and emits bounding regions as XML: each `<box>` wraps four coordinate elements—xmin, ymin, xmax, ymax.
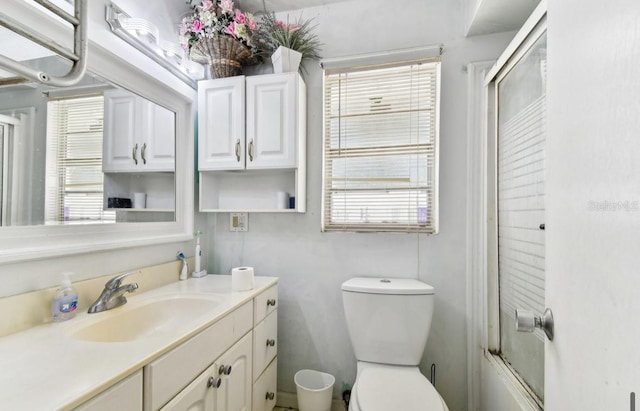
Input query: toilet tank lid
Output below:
<box><xmin>342</xmin><ymin>277</ymin><xmax>434</xmax><ymax>295</ymax></box>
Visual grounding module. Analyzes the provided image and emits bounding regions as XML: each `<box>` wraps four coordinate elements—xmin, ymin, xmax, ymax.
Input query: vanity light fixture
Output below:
<box><xmin>105</xmin><ymin>3</ymin><xmax>204</xmax><ymax>88</ymax></box>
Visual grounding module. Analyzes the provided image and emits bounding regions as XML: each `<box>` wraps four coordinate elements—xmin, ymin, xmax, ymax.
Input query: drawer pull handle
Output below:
<box><xmin>266</xmin><ymin>299</ymin><xmax>277</xmax><ymax>307</ymax></box>
<box><xmin>266</xmin><ymin>392</ymin><xmax>275</xmax><ymax>400</ymax></box>
<box><xmin>235</xmin><ymin>139</ymin><xmax>241</xmax><ymax>162</ymax></box>
<box><xmin>219</xmin><ymin>365</ymin><xmax>232</xmax><ymax>375</ymax></box>
<box><xmin>207</xmin><ymin>376</ymin><xmax>222</xmax><ymax>388</ymax></box>
<box><xmin>266</xmin><ymin>339</ymin><xmax>276</xmax><ymax>347</ymax></box>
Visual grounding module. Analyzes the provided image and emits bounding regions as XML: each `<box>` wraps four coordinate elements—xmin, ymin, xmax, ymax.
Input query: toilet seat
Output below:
<box><xmin>353</xmin><ymin>367</ymin><xmax>446</xmax><ymax>411</ymax></box>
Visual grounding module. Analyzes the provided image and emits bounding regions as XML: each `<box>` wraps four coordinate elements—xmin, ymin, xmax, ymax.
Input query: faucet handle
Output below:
<box><xmin>105</xmin><ymin>270</ymin><xmax>141</xmax><ymax>289</ymax></box>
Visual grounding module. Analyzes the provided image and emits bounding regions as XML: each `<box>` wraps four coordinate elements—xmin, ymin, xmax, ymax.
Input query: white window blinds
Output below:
<box><xmin>322</xmin><ymin>60</ymin><xmax>440</xmax><ymax>233</ymax></box>
<box><xmin>45</xmin><ymin>95</ymin><xmax>115</xmax><ymax>224</ymax></box>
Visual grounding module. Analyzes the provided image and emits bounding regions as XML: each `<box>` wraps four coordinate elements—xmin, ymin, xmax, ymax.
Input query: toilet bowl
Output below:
<box><xmin>341</xmin><ymin>277</ymin><xmax>449</xmax><ymax>411</ymax></box>
<box><xmin>348</xmin><ymin>363</ymin><xmax>448</xmax><ymax>411</ymax></box>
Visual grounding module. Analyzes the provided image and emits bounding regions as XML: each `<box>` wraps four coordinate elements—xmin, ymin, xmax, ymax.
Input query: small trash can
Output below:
<box><xmin>294</xmin><ymin>369</ymin><xmax>335</xmax><ymax>411</ymax></box>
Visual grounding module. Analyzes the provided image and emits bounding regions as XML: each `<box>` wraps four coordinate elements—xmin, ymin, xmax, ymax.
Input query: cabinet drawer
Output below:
<box><xmin>144</xmin><ymin>301</ymin><xmax>253</xmax><ymax>411</ymax></box>
<box><xmin>252</xmin><ymin>358</ymin><xmax>277</xmax><ymax>411</ymax></box>
<box><xmin>74</xmin><ymin>370</ymin><xmax>142</xmax><ymax>411</ymax></box>
<box><xmin>254</xmin><ymin>285</ymin><xmax>278</xmax><ymax>325</ymax></box>
<box><xmin>253</xmin><ymin>309</ymin><xmax>277</xmax><ymax>381</ymax></box>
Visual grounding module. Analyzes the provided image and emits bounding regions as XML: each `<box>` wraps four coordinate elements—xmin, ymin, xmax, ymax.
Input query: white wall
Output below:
<box><xmin>203</xmin><ymin>1</ymin><xmax>514</xmax><ymax>410</ymax></box>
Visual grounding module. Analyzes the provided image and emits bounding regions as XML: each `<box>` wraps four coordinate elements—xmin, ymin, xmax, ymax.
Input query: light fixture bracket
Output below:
<box><xmin>105</xmin><ymin>3</ymin><xmax>203</xmax><ymax>89</ymax></box>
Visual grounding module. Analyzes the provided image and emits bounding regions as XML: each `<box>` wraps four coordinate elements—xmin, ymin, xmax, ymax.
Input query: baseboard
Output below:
<box><xmin>277</xmin><ymin>391</ymin><xmax>347</xmax><ymax>411</ymax></box>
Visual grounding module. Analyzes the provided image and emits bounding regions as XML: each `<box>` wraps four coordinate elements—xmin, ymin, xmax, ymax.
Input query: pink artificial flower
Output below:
<box><xmin>235</xmin><ymin>9</ymin><xmax>247</xmax><ymax>24</ymax></box>
<box><xmin>192</xmin><ymin>19</ymin><xmax>203</xmax><ymax>33</ymax></box>
<box><xmin>275</xmin><ymin>20</ymin><xmax>284</xmax><ymax>27</ymax></box>
<box><xmin>247</xmin><ymin>18</ymin><xmax>258</xmax><ymax>31</ymax></box>
<box><xmin>200</xmin><ymin>0</ymin><xmax>213</xmax><ymax>10</ymax></box>
<box><xmin>286</xmin><ymin>24</ymin><xmax>300</xmax><ymax>33</ymax></box>
<box><xmin>224</xmin><ymin>22</ymin><xmax>237</xmax><ymax>38</ymax></box>
<box><xmin>220</xmin><ymin>0</ymin><xmax>234</xmax><ymax>14</ymax></box>
<box><xmin>179</xmin><ymin>23</ymin><xmax>188</xmax><ymax>35</ymax></box>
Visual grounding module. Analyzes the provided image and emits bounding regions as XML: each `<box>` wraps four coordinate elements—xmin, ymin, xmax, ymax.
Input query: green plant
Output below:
<box><xmin>254</xmin><ymin>11</ymin><xmax>322</xmax><ymax>61</ymax></box>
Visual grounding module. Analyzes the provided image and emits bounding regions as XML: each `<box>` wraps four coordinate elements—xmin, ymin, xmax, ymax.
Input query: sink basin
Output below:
<box><xmin>67</xmin><ymin>295</ymin><xmax>222</xmax><ymax>343</ymax></box>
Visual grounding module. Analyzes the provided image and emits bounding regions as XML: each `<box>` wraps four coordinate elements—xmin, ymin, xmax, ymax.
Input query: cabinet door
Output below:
<box><xmin>141</xmin><ymin>101</ymin><xmax>175</xmax><ymax>171</ymax></box>
<box><xmin>159</xmin><ymin>363</ymin><xmax>216</xmax><ymax>411</ymax></box>
<box><xmin>74</xmin><ymin>370</ymin><xmax>142</xmax><ymax>411</ymax></box>
<box><xmin>199</xmin><ymin>77</ymin><xmax>245</xmax><ymax>170</ymax></box>
<box><xmin>103</xmin><ymin>89</ymin><xmax>140</xmax><ymax>172</ymax></box>
<box><xmin>215</xmin><ymin>332</ymin><xmax>253</xmax><ymax>411</ymax></box>
<box><xmin>246</xmin><ymin>73</ymin><xmax>298</xmax><ymax>169</ymax></box>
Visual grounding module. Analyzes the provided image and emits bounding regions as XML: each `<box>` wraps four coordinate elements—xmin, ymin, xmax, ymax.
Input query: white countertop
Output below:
<box><xmin>0</xmin><ymin>274</ymin><xmax>278</xmax><ymax>410</ymax></box>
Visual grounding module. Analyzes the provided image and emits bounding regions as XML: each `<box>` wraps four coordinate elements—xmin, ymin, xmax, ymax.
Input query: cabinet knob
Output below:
<box><xmin>265</xmin><ymin>392</ymin><xmax>275</xmax><ymax>400</ymax></box>
<box><xmin>218</xmin><ymin>364</ymin><xmax>232</xmax><ymax>375</ymax></box>
<box><xmin>132</xmin><ymin>143</ymin><xmax>138</xmax><ymax>165</ymax></box>
<box><xmin>235</xmin><ymin>139</ymin><xmax>241</xmax><ymax>162</ymax></box>
<box><xmin>141</xmin><ymin>142</ymin><xmax>147</xmax><ymax>165</ymax></box>
<box><xmin>266</xmin><ymin>339</ymin><xmax>276</xmax><ymax>347</ymax></box>
<box><xmin>248</xmin><ymin>139</ymin><xmax>254</xmax><ymax>161</ymax></box>
<box><xmin>266</xmin><ymin>299</ymin><xmax>276</xmax><ymax>307</ymax></box>
<box><xmin>207</xmin><ymin>376</ymin><xmax>222</xmax><ymax>388</ymax></box>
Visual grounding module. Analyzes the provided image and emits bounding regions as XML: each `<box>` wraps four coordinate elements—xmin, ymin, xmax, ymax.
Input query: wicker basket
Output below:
<box><xmin>190</xmin><ymin>35</ymin><xmax>258</xmax><ymax>78</ymax></box>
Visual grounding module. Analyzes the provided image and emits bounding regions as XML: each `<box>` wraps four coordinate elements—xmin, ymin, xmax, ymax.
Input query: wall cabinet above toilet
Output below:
<box><xmin>197</xmin><ymin>73</ymin><xmax>306</xmax><ymax>213</ymax></box>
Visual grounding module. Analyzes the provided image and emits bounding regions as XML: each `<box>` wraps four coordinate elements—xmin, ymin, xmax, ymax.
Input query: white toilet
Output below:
<box><xmin>342</xmin><ymin>277</ymin><xmax>449</xmax><ymax>411</ymax></box>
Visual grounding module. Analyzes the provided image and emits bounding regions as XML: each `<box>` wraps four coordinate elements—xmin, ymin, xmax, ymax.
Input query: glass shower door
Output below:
<box><xmin>496</xmin><ymin>31</ymin><xmax>547</xmax><ymax>401</ymax></box>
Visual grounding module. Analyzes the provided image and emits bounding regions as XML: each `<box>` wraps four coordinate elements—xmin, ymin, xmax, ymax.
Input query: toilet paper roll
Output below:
<box><xmin>276</xmin><ymin>191</ymin><xmax>289</xmax><ymax>210</ymax></box>
<box><xmin>232</xmin><ymin>267</ymin><xmax>255</xmax><ymax>291</ymax></box>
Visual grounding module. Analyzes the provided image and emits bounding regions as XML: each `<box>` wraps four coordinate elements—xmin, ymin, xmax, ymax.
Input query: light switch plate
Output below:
<box><xmin>230</xmin><ymin>213</ymin><xmax>248</xmax><ymax>232</ymax></box>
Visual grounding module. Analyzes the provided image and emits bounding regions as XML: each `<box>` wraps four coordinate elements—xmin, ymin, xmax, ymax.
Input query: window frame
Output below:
<box><xmin>321</xmin><ymin>59</ymin><xmax>441</xmax><ymax>234</ymax></box>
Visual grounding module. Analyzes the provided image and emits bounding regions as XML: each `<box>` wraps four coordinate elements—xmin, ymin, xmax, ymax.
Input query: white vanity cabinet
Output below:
<box><xmin>160</xmin><ymin>332</ymin><xmax>253</xmax><ymax>411</ymax></box>
<box><xmin>73</xmin><ymin>370</ymin><xmax>143</xmax><ymax>411</ymax></box>
<box><xmin>103</xmin><ymin>89</ymin><xmax>175</xmax><ymax>173</ymax></box>
<box><xmin>144</xmin><ymin>301</ymin><xmax>253</xmax><ymax>411</ymax></box>
<box><xmin>143</xmin><ymin>285</ymin><xmax>278</xmax><ymax>411</ymax></box>
<box><xmin>198</xmin><ymin>73</ymin><xmax>306</xmax><ymax>212</ymax></box>
<box><xmin>0</xmin><ymin>276</ymin><xmax>279</xmax><ymax>411</ymax></box>
<box><xmin>252</xmin><ymin>286</ymin><xmax>278</xmax><ymax>411</ymax></box>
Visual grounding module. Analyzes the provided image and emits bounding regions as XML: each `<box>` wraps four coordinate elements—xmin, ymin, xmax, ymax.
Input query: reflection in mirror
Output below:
<box><xmin>0</xmin><ymin>27</ymin><xmax>176</xmax><ymax>227</ymax></box>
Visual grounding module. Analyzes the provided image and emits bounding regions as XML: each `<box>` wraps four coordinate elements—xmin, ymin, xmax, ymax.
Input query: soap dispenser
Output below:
<box><xmin>52</xmin><ymin>272</ymin><xmax>78</xmax><ymax>322</ymax></box>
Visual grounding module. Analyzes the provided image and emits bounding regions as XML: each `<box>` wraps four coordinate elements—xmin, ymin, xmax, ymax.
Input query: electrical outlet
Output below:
<box><xmin>230</xmin><ymin>212</ymin><xmax>248</xmax><ymax>232</ymax></box>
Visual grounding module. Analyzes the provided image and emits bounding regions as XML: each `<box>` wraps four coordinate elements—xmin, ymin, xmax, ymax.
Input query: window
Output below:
<box><xmin>322</xmin><ymin>60</ymin><xmax>440</xmax><ymax>233</ymax></box>
<box><xmin>45</xmin><ymin>95</ymin><xmax>115</xmax><ymax>224</ymax></box>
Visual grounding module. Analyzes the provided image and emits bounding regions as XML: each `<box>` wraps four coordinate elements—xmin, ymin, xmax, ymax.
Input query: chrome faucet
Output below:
<box><xmin>88</xmin><ymin>270</ymin><xmax>140</xmax><ymax>313</ymax></box>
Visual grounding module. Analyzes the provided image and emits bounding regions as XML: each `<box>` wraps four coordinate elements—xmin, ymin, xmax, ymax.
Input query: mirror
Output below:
<box><xmin>0</xmin><ymin>1</ymin><xmax>194</xmax><ymax>264</ymax></box>
<box><xmin>0</xmin><ymin>28</ymin><xmax>176</xmax><ymax>226</ymax></box>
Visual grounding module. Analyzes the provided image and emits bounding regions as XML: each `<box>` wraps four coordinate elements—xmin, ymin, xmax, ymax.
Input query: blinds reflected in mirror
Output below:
<box><xmin>45</xmin><ymin>95</ymin><xmax>115</xmax><ymax>224</ymax></box>
<box><xmin>322</xmin><ymin>60</ymin><xmax>440</xmax><ymax>233</ymax></box>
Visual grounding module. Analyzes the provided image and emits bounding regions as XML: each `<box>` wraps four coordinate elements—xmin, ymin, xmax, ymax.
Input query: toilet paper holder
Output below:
<box><xmin>515</xmin><ymin>307</ymin><xmax>554</xmax><ymax>341</ymax></box>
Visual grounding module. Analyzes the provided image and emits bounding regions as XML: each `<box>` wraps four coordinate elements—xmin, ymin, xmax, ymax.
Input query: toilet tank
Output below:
<box><xmin>342</xmin><ymin>277</ymin><xmax>435</xmax><ymax>366</ymax></box>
